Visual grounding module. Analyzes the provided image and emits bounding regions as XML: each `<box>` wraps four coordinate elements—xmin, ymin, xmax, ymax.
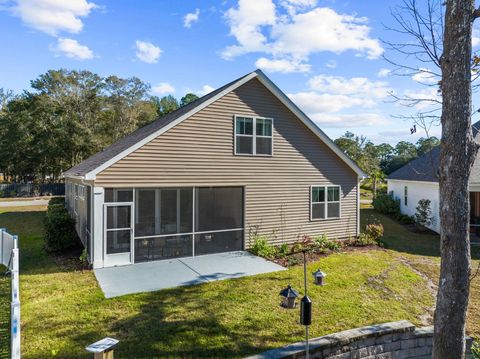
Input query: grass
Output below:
<box><xmin>0</xmin><ymin>208</ymin><xmax>439</xmax><ymax>359</ymax></box>
<box><xmin>362</xmin><ymin>208</ymin><xmax>480</xmax><ymax>339</ymax></box>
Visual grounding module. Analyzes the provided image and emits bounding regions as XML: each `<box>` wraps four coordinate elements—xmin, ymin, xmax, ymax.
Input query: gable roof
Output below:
<box><xmin>388</xmin><ymin>120</ymin><xmax>480</xmax><ymax>183</ymax></box>
<box><xmin>64</xmin><ymin>70</ymin><xmax>365</xmax><ymax>180</ymax></box>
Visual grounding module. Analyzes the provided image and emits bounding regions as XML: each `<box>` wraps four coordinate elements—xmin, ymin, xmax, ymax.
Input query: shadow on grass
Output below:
<box><xmin>69</xmin><ymin>277</ymin><xmax>293</xmax><ymax>359</ymax></box>
<box><xmin>361</xmin><ymin>209</ymin><xmax>480</xmax><ymax>260</ymax></box>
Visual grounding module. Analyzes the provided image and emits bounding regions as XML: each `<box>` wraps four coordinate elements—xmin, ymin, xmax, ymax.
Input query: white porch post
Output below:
<box><xmin>92</xmin><ymin>187</ymin><xmax>105</xmax><ymax>269</ymax></box>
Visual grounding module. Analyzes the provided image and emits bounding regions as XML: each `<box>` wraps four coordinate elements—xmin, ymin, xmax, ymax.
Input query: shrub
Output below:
<box><xmin>372</xmin><ymin>193</ymin><xmax>400</xmax><ymax>217</ymax></box>
<box><xmin>250</xmin><ymin>236</ymin><xmax>276</xmax><ymax>258</ymax></box>
<box><xmin>414</xmin><ymin>199</ymin><xmax>433</xmax><ymax>228</ymax></box>
<box><xmin>355</xmin><ymin>233</ymin><xmax>377</xmax><ymax>246</ymax></box>
<box><xmin>472</xmin><ymin>341</ymin><xmax>480</xmax><ymax>359</ymax></box>
<box><xmin>291</xmin><ymin>234</ymin><xmax>315</xmax><ymax>253</ymax></box>
<box><xmin>364</xmin><ymin>223</ymin><xmax>384</xmax><ymax>241</ymax></box>
<box><xmin>44</xmin><ymin>201</ymin><xmax>78</xmax><ymax>252</ymax></box>
<box><xmin>48</xmin><ymin>196</ymin><xmax>65</xmax><ymax>206</ymax></box>
<box><xmin>397</xmin><ymin>214</ymin><xmax>415</xmax><ymax>225</ymax></box>
<box><xmin>313</xmin><ymin>233</ymin><xmax>341</xmax><ymax>251</ymax></box>
<box><xmin>277</xmin><ymin>243</ymin><xmax>290</xmax><ymax>258</ymax></box>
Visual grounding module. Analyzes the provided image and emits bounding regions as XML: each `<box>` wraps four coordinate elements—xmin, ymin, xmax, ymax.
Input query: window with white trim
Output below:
<box><xmin>311</xmin><ymin>185</ymin><xmax>341</xmax><ymax>220</ymax></box>
<box><xmin>234</xmin><ymin>116</ymin><xmax>273</xmax><ymax>155</ymax></box>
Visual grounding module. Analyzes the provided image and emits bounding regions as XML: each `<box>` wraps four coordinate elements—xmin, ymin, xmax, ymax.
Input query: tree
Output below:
<box><xmin>416</xmin><ymin>136</ymin><xmax>440</xmax><ymax>155</ymax></box>
<box><xmin>180</xmin><ymin>93</ymin><xmax>199</xmax><ymax>107</ymax></box>
<box><xmin>386</xmin><ymin>1</ymin><xmax>479</xmax><ymax>357</ymax></box>
<box><xmin>434</xmin><ymin>1</ymin><xmax>478</xmax><ymax>357</ymax></box>
<box><xmin>153</xmin><ymin>95</ymin><xmax>179</xmax><ymax>117</ymax></box>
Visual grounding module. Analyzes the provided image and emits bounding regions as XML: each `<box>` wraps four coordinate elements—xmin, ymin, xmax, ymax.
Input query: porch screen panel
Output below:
<box><xmin>134</xmin><ymin>235</ymin><xmax>193</xmax><ymax>262</ymax></box>
<box><xmin>195</xmin><ymin>187</ymin><xmax>244</xmax><ymax>255</ymax></box>
<box><xmin>106</xmin><ymin>204</ymin><xmax>132</xmax><ymax>254</ymax></box>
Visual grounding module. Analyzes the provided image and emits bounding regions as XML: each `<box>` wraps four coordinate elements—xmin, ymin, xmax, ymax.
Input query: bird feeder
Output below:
<box><xmin>280</xmin><ymin>284</ymin><xmax>299</xmax><ymax>309</ymax></box>
<box><xmin>312</xmin><ymin>269</ymin><xmax>327</xmax><ymax>286</ymax></box>
<box><xmin>86</xmin><ymin>337</ymin><xmax>119</xmax><ymax>359</ymax></box>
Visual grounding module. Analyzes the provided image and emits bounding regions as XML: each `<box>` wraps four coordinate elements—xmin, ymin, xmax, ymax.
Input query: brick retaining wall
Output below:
<box><xmin>246</xmin><ymin>320</ymin><xmax>472</xmax><ymax>359</ymax></box>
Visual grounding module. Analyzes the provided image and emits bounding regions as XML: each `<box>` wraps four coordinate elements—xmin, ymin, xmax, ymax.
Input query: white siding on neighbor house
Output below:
<box><xmin>387</xmin><ymin>179</ymin><xmax>440</xmax><ymax>233</ymax></box>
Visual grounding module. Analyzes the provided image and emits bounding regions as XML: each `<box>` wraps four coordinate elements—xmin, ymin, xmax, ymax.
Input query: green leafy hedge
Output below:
<box><xmin>44</xmin><ymin>199</ymin><xmax>79</xmax><ymax>252</ymax></box>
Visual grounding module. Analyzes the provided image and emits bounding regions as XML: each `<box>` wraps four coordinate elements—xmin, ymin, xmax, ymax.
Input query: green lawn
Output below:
<box><xmin>362</xmin><ymin>209</ymin><xmax>480</xmax><ymax>339</ymax></box>
<box><xmin>0</xmin><ymin>208</ymin><xmax>440</xmax><ymax>358</ymax></box>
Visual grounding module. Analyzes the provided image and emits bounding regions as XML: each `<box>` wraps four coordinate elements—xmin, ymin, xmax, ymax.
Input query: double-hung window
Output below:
<box><xmin>404</xmin><ymin>186</ymin><xmax>408</xmax><ymax>206</ymax></box>
<box><xmin>235</xmin><ymin>116</ymin><xmax>273</xmax><ymax>155</ymax></box>
<box><xmin>311</xmin><ymin>185</ymin><xmax>341</xmax><ymax>220</ymax></box>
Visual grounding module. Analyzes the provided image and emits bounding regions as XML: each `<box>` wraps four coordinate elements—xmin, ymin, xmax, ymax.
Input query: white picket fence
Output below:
<box><xmin>0</xmin><ymin>228</ymin><xmax>20</xmax><ymax>359</ymax></box>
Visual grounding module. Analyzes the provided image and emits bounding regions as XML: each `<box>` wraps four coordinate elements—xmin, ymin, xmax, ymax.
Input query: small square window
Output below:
<box><xmin>235</xmin><ymin>116</ymin><xmax>273</xmax><ymax>156</ymax></box>
<box><xmin>311</xmin><ymin>185</ymin><xmax>341</xmax><ymax>220</ymax></box>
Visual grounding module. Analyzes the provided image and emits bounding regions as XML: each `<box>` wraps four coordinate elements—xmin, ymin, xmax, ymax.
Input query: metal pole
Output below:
<box><xmin>303</xmin><ymin>251</ymin><xmax>309</xmax><ymax>359</ymax></box>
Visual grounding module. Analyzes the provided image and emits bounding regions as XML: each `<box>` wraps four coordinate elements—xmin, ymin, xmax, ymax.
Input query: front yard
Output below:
<box><xmin>0</xmin><ymin>207</ymin><xmax>477</xmax><ymax>358</ymax></box>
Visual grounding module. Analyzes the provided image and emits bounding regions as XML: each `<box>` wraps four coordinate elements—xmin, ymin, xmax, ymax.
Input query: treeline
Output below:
<box><xmin>334</xmin><ymin>131</ymin><xmax>440</xmax><ymax>191</ymax></box>
<box><xmin>0</xmin><ymin>69</ymin><xmax>198</xmax><ymax>182</ymax></box>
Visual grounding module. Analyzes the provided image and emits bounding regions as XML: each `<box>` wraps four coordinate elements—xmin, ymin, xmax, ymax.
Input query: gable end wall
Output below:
<box><xmin>95</xmin><ymin>78</ymin><xmax>359</xmax><ymax>244</ymax></box>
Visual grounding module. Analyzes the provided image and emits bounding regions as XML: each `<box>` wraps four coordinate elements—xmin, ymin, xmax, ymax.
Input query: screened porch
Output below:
<box><xmin>104</xmin><ymin>186</ymin><xmax>244</xmax><ymax>265</ymax></box>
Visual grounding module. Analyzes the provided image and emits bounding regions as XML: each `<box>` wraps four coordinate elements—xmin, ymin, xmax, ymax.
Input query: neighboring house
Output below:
<box><xmin>387</xmin><ymin>120</ymin><xmax>480</xmax><ymax>234</ymax></box>
<box><xmin>63</xmin><ymin>70</ymin><xmax>365</xmax><ymax>269</ymax></box>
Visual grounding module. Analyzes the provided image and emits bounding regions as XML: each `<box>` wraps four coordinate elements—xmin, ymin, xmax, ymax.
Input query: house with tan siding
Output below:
<box><xmin>63</xmin><ymin>70</ymin><xmax>365</xmax><ymax>269</ymax></box>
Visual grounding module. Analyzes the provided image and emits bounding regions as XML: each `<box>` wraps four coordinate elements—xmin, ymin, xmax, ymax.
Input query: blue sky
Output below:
<box><xmin>1</xmin><ymin>0</ymin><xmax>476</xmax><ymax>144</ymax></box>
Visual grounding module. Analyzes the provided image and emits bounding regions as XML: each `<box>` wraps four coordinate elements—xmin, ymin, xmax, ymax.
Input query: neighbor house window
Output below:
<box><xmin>311</xmin><ymin>185</ymin><xmax>341</xmax><ymax>220</ymax></box>
<box><xmin>78</xmin><ymin>185</ymin><xmax>85</xmax><ymax>200</ymax></box>
<box><xmin>235</xmin><ymin>116</ymin><xmax>273</xmax><ymax>155</ymax></box>
<box><xmin>404</xmin><ymin>186</ymin><xmax>408</xmax><ymax>206</ymax></box>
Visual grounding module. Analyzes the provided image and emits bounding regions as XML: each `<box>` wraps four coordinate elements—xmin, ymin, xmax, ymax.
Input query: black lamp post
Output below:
<box><xmin>299</xmin><ymin>251</ymin><xmax>312</xmax><ymax>359</ymax></box>
<box><xmin>280</xmin><ymin>250</ymin><xmax>313</xmax><ymax>359</ymax></box>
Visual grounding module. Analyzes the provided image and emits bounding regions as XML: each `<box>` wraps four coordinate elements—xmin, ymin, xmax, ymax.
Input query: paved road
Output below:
<box><xmin>0</xmin><ymin>199</ymin><xmax>49</xmax><ymax>207</ymax></box>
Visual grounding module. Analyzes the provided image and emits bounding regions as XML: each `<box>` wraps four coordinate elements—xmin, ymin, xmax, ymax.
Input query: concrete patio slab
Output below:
<box><xmin>94</xmin><ymin>251</ymin><xmax>285</xmax><ymax>298</ymax></box>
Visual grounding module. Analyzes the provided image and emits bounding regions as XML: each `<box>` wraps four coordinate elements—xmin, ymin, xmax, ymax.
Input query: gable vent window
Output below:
<box><xmin>235</xmin><ymin>116</ymin><xmax>273</xmax><ymax>156</ymax></box>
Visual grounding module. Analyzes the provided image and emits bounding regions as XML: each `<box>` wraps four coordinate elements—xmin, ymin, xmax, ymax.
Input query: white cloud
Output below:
<box><xmin>411</xmin><ymin>68</ymin><xmax>438</xmax><ymax>85</ymax></box>
<box><xmin>222</xmin><ymin>0</ymin><xmax>276</xmax><ymax>59</ymax></box>
<box><xmin>51</xmin><ymin>37</ymin><xmax>94</xmax><ymax>60</ymax></box>
<box><xmin>287</xmin><ymin>74</ymin><xmax>392</xmax><ymax>128</ymax></box>
<box><xmin>308</xmin><ymin>74</ymin><xmax>391</xmax><ymax>99</ymax></box>
<box><xmin>473</xmin><ymin>27</ymin><xmax>480</xmax><ymax>47</ymax></box>
<box><xmin>325</xmin><ymin>60</ymin><xmax>337</xmax><ymax>68</ymax></box>
<box><xmin>312</xmin><ymin>113</ymin><xmax>389</xmax><ymax>128</ymax></box>
<box><xmin>197</xmin><ymin>85</ymin><xmax>215</xmax><ymax>95</ymax></box>
<box><xmin>184</xmin><ymin>8</ymin><xmax>200</xmax><ymax>28</ymax></box>
<box><xmin>222</xmin><ymin>0</ymin><xmax>383</xmax><ymax>68</ymax></box>
<box><xmin>152</xmin><ymin>82</ymin><xmax>175</xmax><ymax>95</ymax></box>
<box><xmin>135</xmin><ymin>40</ymin><xmax>162</xmax><ymax>64</ymax></box>
<box><xmin>403</xmin><ymin>87</ymin><xmax>441</xmax><ymax>110</ymax></box>
<box><xmin>10</xmin><ymin>0</ymin><xmax>97</xmax><ymax>36</ymax></box>
<box><xmin>255</xmin><ymin>57</ymin><xmax>310</xmax><ymax>73</ymax></box>
<box><xmin>288</xmin><ymin>92</ymin><xmax>367</xmax><ymax>113</ymax></box>
<box><xmin>377</xmin><ymin>68</ymin><xmax>391</xmax><ymax>77</ymax></box>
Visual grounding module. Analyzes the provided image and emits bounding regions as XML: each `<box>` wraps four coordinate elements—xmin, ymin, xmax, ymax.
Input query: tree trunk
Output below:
<box><xmin>433</xmin><ymin>1</ymin><xmax>478</xmax><ymax>358</ymax></box>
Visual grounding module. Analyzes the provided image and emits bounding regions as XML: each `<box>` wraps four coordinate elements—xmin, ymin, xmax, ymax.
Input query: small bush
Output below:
<box><xmin>291</xmin><ymin>234</ymin><xmax>315</xmax><ymax>253</ymax></box>
<box><xmin>48</xmin><ymin>196</ymin><xmax>65</xmax><ymax>206</ymax></box>
<box><xmin>277</xmin><ymin>243</ymin><xmax>290</xmax><ymax>258</ymax></box>
<box><xmin>372</xmin><ymin>193</ymin><xmax>400</xmax><ymax>217</ymax></box>
<box><xmin>44</xmin><ymin>201</ymin><xmax>78</xmax><ymax>252</ymax></box>
<box><xmin>414</xmin><ymin>198</ymin><xmax>433</xmax><ymax>228</ymax></box>
<box><xmin>250</xmin><ymin>236</ymin><xmax>276</xmax><ymax>258</ymax></box>
<box><xmin>397</xmin><ymin>214</ymin><xmax>415</xmax><ymax>225</ymax></box>
<box><xmin>313</xmin><ymin>233</ymin><xmax>341</xmax><ymax>251</ymax></box>
<box><xmin>364</xmin><ymin>223</ymin><xmax>384</xmax><ymax>241</ymax></box>
<box><xmin>355</xmin><ymin>233</ymin><xmax>377</xmax><ymax>246</ymax></box>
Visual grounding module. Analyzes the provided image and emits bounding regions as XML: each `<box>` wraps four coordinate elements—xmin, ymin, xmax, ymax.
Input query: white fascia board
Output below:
<box><xmin>84</xmin><ymin>72</ymin><xmax>259</xmax><ymax>180</ymax></box>
<box><xmin>254</xmin><ymin>71</ymin><xmax>366</xmax><ymax>178</ymax></box>
<box><xmin>387</xmin><ymin>178</ymin><xmax>439</xmax><ymax>186</ymax></box>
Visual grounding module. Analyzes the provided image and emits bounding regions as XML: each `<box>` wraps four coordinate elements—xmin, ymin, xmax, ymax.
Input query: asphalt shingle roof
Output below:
<box><xmin>388</xmin><ymin>120</ymin><xmax>480</xmax><ymax>183</ymax></box>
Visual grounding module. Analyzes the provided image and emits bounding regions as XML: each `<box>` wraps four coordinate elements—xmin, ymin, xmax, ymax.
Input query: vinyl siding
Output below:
<box><xmin>95</xmin><ymin>78</ymin><xmax>359</xmax><ymax>245</ymax></box>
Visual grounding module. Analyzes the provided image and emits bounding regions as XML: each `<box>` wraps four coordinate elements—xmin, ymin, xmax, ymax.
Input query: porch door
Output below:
<box><xmin>104</xmin><ymin>202</ymin><xmax>133</xmax><ymax>266</ymax></box>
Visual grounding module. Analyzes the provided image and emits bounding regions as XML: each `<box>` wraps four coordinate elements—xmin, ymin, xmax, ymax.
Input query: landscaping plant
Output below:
<box><xmin>372</xmin><ymin>193</ymin><xmax>400</xmax><ymax>217</ymax></box>
<box><xmin>250</xmin><ymin>236</ymin><xmax>276</xmax><ymax>258</ymax></box>
<box><xmin>43</xmin><ymin>201</ymin><xmax>79</xmax><ymax>252</ymax></box>
<box><xmin>414</xmin><ymin>199</ymin><xmax>433</xmax><ymax>229</ymax></box>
